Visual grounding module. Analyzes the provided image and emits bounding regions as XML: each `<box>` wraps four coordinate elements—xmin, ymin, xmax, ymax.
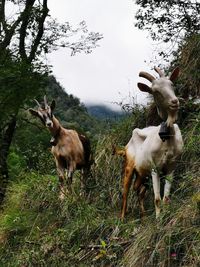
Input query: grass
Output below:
<box><xmin>0</xmin><ymin>109</ymin><xmax>200</xmax><ymax>266</ymax></box>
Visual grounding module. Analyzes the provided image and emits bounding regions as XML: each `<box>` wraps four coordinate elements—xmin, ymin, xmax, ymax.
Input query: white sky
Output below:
<box><xmin>48</xmin><ymin>0</ymin><xmax>154</xmax><ymax>109</ymax></box>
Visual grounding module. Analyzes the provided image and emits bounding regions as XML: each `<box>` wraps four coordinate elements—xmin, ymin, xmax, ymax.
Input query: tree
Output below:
<box><xmin>135</xmin><ymin>0</ymin><xmax>200</xmax><ymax>57</ymax></box>
<box><xmin>0</xmin><ymin>0</ymin><xmax>102</xmax><ymax>203</ymax></box>
<box><xmin>135</xmin><ymin>0</ymin><xmax>200</xmax><ymax>100</ymax></box>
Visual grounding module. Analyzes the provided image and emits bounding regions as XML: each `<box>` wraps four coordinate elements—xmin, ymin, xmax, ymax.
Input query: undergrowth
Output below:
<box><xmin>0</xmin><ymin>109</ymin><xmax>200</xmax><ymax>266</ymax></box>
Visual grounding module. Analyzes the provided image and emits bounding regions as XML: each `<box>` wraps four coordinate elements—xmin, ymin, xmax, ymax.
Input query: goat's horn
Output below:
<box><xmin>44</xmin><ymin>95</ymin><xmax>48</xmax><ymax>108</ymax></box>
<box><xmin>34</xmin><ymin>99</ymin><xmax>41</xmax><ymax>107</ymax></box>
<box><xmin>139</xmin><ymin>71</ymin><xmax>155</xmax><ymax>82</ymax></box>
<box><xmin>154</xmin><ymin>67</ymin><xmax>165</xmax><ymax>77</ymax></box>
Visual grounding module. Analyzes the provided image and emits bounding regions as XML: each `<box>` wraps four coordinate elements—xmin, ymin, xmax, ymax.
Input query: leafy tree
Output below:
<box><xmin>135</xmin><ymin>0</ymin><xmax>200</xmax><ymax>57</ymax></box>
<box><xmin>0</xmin><ymin>0</ymin><xmax>102</xmax><ymax>202</ymax></box>
<box><xmin>135</xmin><ymin>0</ymin><xmax>200</xmax><ymax>100</ymax></box>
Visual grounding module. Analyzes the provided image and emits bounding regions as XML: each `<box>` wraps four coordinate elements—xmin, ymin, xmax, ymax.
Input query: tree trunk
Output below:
<box><xmin>0</xmin><ymin>116</ymin><xmax>16</xmax><ymax>203</ymax></box>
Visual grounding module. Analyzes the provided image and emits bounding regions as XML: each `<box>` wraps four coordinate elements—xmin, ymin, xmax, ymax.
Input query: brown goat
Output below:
<box><xmin>29</xmin><ymin>96</ymin><xmax>92</xmax><ymax>199</ymax></box>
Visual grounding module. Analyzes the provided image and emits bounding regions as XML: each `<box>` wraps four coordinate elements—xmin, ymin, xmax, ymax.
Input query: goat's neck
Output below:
<box><xmin>49</xmin><ymin>116</ymin><xmax>62</xmax><ymax>137</ymax></box>
<box><xmin>169</xmin><ymin>123</ymin><xmax>176</xmax><ymax>136</ymax></box>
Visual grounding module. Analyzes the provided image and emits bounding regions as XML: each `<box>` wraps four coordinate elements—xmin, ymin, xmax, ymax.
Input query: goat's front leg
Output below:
<box><xmin>66</xmin><ymin>163</ymin><xmax>75</xmax><ymax>193</ymax></box>
<box><xmin>152</xmin><ymin>170</ymin><xmax>161</xmax><ymax>219</ymax></box>
<box><xmin>57</xmin><ymin>167</ymin><xmax>66</xmax><ymax>200</ymax></box>
<box><xmin>163</xmin><ymin>173</ymin><xmax>173</xmax><ymax>204</ymax></box>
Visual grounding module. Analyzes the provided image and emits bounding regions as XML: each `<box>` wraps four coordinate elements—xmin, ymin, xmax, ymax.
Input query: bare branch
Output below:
<box><xmin>19</xmin><ymin>0</ymin><xmax>36</xmax><ymax>61</ymax></box>
<box><xmin>28</xmin><ymin>0</ymin><xmax>49</xmax><ymax>62</ymax></box>
<box><xmin>0</xmin><ymin>0</ymin><xmax>7</xmax><ymax>34</ymax></box>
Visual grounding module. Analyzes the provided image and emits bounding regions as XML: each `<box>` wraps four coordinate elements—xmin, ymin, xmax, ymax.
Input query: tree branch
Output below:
<box><xmin>0</xmin><ymin>0</ymin><xmax>6</xmax><ymax>34</ymax></box>
<box><xmin>0</xmin><ymin>17</ymin><xmax>21</xmax><ymax>51</ymax></box>
<box><xmin>19</xmin><ymin>0</ymin><xmax>36</xmax><ymax>61</ymax></box>
<box><xmin>28</xmin><ymin>0</ymin><xmax>49</xmax><ymax>62</ymax></box>
<box><xmin>0</xmin><ymin>0</ymin><xmax>34</xmax><ymax>52</ymax></box>
<box><xmin>20</xmin><ymin>117</ymin><xmax>44</xmax><ymax>131</ymax></box>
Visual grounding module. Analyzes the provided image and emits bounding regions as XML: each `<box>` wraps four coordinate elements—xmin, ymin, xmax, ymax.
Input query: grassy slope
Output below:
<box><xmin>0</xmin><ymin>110</ymin><xmax>199</xmax><ymax>266</ymax></box>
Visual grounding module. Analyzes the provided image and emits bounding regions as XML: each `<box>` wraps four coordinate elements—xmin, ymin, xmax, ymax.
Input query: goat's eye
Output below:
<box><xmin>47</xmin><ymin>112</ymin><xmax>52</xmax><ymax>118</ymax></box>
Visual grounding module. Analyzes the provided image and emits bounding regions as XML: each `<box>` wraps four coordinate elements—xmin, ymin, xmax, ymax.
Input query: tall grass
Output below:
<box><xmin>0</xmin><ymin>108</ymin><xmax>199</xmax><ymax>266</ymax></box>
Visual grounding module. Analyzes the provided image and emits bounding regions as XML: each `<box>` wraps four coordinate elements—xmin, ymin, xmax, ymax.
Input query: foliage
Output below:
<box><xmin>0</xmin><ymin>1</ymin><xmax>103</xmax><ymax>63</ymax></box>
<box><xmin>0</xmin><ymin>58</ymin><xmax>46</xmax><ymax>127</ymax></box>
<box><xmin>135</xmin><ymin>0</ymin><xmax>200</xmax><ymax>43</ymax></box>
<box><xmin>135</xmin><ymin>0</ymin><xmax>200</xmax><ymax>61</ymax></box>
<box><xmin>174</xmin><ymin>34</ymin><xmax>200</xmax><ymax>99</ymax></box>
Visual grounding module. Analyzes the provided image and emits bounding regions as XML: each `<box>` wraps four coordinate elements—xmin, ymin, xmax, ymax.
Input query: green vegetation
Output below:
<box><xmin>0</xmin><ymin>105</ymin><xmax>200</xmax><ymax>266</ymax></box>
<box><xmin>0</xmin><ymin>0</ymin><xmax>199</xmax><ymax>266</ymax></box>
<box><xmin>1</xmin><ymin>33</ymin><xmax>200</xmax><ymax>267</ymax></box>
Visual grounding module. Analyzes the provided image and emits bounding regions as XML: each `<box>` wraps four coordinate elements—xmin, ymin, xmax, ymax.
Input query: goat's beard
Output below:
<box><xmin>156</xmin><ymin>106</ymin><xmax>168</xmax><ymax>121</ymax></box>
<box><xmin>166</xmin><ymin>112</ymin><xmax>178</xmax><ymax>127</ymax></box>
<box><xmin>156</xmin><ymin>106</ymin><xmax>178</xmax><ymax>127</ymax></box>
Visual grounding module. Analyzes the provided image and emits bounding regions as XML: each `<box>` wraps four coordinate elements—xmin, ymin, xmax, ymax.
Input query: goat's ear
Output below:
<box><xmin>170</xmin><ymin>67</ymin><xmax>180</xmax><ymax>82</ymax></box>
<box><xmin>50</xmin><ymin>100</ymin><xmax>56</xmax><ymax>111</ymax></box>
<box><xmin>29</xmin><ymin>108</ymin><xmax>39</xmax><ymax>117</ymax></box>
<box><xmin>137</xmin><ymin>83</ymin><xmax>152</xmax><ymax>94</ymax></box>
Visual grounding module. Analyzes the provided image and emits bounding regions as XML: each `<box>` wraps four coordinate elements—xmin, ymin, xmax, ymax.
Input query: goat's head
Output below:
<box><xmin>29</xmin><ymin>96</ymin><xmax>56</xmax><ymax>128</ymax></box>
<box><xmin>137</xmin><ymin>67</ymin><xmax>180</xmax><ymax>126</ymax></box>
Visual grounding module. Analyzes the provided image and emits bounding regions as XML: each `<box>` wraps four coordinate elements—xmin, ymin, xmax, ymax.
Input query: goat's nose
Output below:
<box><xmin>47</xmin><ymin>122</ymin><xmax>52</xmax><ymax>127</ymax></box>
<box><xmin>171</xmin><ymin>98</ymin><xmax>179</xmax><ymax>105</ymax></box>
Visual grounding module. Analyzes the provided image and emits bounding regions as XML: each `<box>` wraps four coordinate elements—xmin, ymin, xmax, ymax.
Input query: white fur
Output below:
<box><xmin>152</xmin><ymin>78</ymin><xmax>179</xmax><ymax>126</ymax></box>
<box><xmin>120</xmin><ymin>67</ymin><xmax>182</xmax><ymax>219</ymax></box>
<box><xmin>126</xmin><ymin>123</ymin><xmax>183</xmax><ymax>218</ymax></box>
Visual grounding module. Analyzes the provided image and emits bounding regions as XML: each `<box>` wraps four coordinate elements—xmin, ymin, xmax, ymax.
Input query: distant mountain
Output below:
<box><xmin>45</xmin><ymin>76</ymin><xmax>103</xmax><ymax>135</ymax></box>
<box><xmin>86</xmin><ymin>104</ymin><xmax>124</xmax><ymax>120</ymax></box>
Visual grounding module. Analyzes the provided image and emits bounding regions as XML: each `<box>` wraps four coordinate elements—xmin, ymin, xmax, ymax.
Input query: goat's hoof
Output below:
<box><xmin>163</xmin><ymin>196</ymin><xmax>171</xmax><ymax>204</ymax></box>
<box><xmin>59</xmin><ymin>191</ymin><xmax>65</xmax><ymax>201</ymax></box>
<box><xmin>120</xmin><ymin>214</ymin><xmax>126</xmax><ymax>221</ymax></box>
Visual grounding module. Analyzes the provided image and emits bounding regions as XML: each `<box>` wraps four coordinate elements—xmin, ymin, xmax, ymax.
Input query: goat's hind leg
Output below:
<box><xmin>121</xmin><ymin>162</ymin><xmax>134</xmax><ymax>219</ymax></box>
<box><xmin>137</xmin><ymin>184</ymin><xmax>146</xmax><ymax>219</ymax></box>
<box><xmin>80</xmin><ymin>166</ymin><xmax>91</xmax><ymax>197</ymax></box>
<box><xmin>133</xmin><ymin>173</ymin><xmax>147</xmax><ymax>219</ymax></box>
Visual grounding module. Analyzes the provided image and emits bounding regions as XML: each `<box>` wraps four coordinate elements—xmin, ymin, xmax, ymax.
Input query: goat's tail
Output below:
<box><xmin>112</xmin><ymin>145</ymin><xmax>126</xmax><ymax>157</ymax></box>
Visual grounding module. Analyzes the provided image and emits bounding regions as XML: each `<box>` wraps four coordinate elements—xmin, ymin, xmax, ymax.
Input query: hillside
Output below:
<box><xmin>1</xmin><ymin>36</ymin><xmax>200</xmax><ymax>265</ymax></box>
<box><xmin>1</xmin><ymin>35</ymin><xmax>200</xmax><ymax>265</ymax></box>
<box><xmin>86</xmin><ymin>104</ymin><xmax>125</xmax><ymax>120</ymax></box>
<box><xmin>0</xmin><ymin>101</ymin><xmax>199</xmax><ymax>266</ymax></box>
<box><xmin>1</xmin><ymin>1</ymin><xmax>200</xmax><ymax>266</ymax></box>
<box><xmin>11</xmin><ymin>76</ymin><xmax>115</xmax><ymax>172</ymax></box>
<box><xmin>45</xmin><ymin>76</ymin><xmax>104</xmax><ymax>135</ymax></box>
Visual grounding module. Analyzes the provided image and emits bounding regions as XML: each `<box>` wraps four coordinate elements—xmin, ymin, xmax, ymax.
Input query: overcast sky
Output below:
<box><xmin>48</xmin><ymin>0</ymin><xmax>155</xmax><ymax>109</ymax></box>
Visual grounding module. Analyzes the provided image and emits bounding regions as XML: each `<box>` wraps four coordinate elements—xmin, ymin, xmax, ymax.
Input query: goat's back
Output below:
<box><xmin>126</xmin><ymin>124</ymin><xmax>183</xmax><ymax>175</ymax></box>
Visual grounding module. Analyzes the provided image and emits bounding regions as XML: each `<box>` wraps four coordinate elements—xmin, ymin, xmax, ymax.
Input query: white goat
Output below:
<box><xmin>120</xmin><ymin>67</ymin><xmax>183</xmax><ymax>219</ymax></box>
<box><xmin>29</xmin><ymin>96</ymin><xmax>92</xmax><ymax>199</ymax></box>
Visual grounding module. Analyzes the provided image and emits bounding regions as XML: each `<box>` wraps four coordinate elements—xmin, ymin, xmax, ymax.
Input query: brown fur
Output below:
<box><xmin>29</xmin><ymin>98</ymin><xmax>92</xmax><ymax>197</ymax></box>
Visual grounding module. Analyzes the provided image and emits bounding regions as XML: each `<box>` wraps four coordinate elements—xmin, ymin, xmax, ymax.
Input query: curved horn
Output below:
<box><xmin>154</xmin><ymin>67</ymin><xmax>165</xmax><ymax>77</ymax></box>
<box><xmin>44</xmin><ymin>95</ymin><xmax>48</xmax><ymax>109</ymax></box>
<box><xmin>139</xmin><ymin>71</ymin><xmax>156</xmax><ymax>83</ymax></box>
<box><xmin>34</xmin><ymin>99</ymin><xmax>41</xmax><ymax>108</ymax></box>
